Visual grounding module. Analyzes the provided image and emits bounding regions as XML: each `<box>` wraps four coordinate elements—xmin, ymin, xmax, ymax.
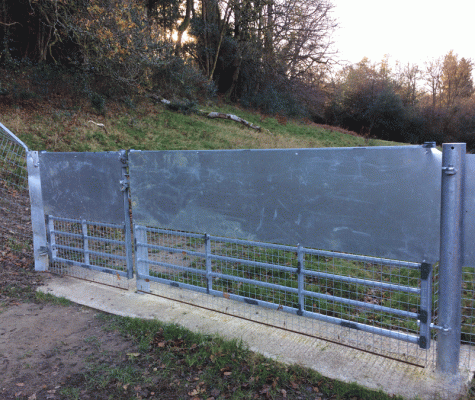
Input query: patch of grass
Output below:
<box><xmin>59</xmin><ymin>386</ymin><xmax>81</xmax><ymax>400</ymax></box>
<box><xmin>87</xmin><ymin>313</ymin><xmax>405</xmax><ymax>400</ymax></box>
<box><xmin>35</xmin><ymin>291</ymin><xmax>72</xmax><ymax>306</ymax></box>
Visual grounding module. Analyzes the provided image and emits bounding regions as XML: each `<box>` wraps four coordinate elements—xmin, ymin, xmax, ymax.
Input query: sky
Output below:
<box><xmin>331</xmin><ymin>0</ymin><xmax>475</xmax><ymax>69</ymax></box>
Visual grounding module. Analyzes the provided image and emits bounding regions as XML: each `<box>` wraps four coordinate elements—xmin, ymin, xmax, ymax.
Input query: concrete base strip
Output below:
<box><xmin>37</xmin><ymin>274</ymin><xmax>473</xmax><ymax>400</ymax></box>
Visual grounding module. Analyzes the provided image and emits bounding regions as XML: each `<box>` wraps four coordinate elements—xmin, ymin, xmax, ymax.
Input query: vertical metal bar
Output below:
<box><xmin>82</xmin><ymin>220</ymin><xmax>90</xmax><ymax>265</ymax></box>
<box><xmin>47</xmin><ymin>215</ymin><xmax>57</xmax><ymax>262</ymax></box>
<box><xmin>120</xmin><ymin>150</ymin><xmax>134</xmax><ymax>279</ymax></box>
<box><xmin>418</xmin><ymin>263</ymin><xmax>432</xmax><ymax>349</ymax></box>
<box><xmin>437</xmin><ymin>143</ymin><xmax>466</xmax><ymax>374</ymax></box>
<box><xmin>205</xmin><ymin>233</ymin><xmax>212</xmax><ymax>294</ymax></box>
<box><xmin>135</xmin><ymin>225</ymin><xmax>150</xmax><ymax>292</ymax></box>
<box><xmin>297</xmin><ymin>245</ymin><xmax>304</xmax><ymax>315</ymax></box>
<box><xmin>26</xmin><ymin>151</ymin><xmax>48</xmax><ymax>271</ymax></box>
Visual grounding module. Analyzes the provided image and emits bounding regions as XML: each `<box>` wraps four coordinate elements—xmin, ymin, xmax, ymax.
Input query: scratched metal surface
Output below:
<box><xmin>129</xmin><ymin>146</ymin><xmax>445</xmax><ymax>264</ymax></box>
<box><xmin>465</xmin><ymin>154</ymin><xmax>475</xmax><ymax>267</ymax></box>
<box><xmin>39</xmin><ymin>152</ymin><xmax>125</xmax><ymax>224</ymax></box>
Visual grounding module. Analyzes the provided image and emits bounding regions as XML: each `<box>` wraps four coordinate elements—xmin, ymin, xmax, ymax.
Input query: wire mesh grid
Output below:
<box><xmin>460</xmin><ymin>266</ymin><xmax>475</xmax><ymax>369</ymax></box>
<box><xmin>0</xmin><ymin>127</ymin><xmax>32</xmax><ymax>257</ymax></box>
<box><xmin>48</xmin><ymin>216</ymin><xmax>129</xmax><ymax>288</ymax></box>
<box><xmin>139</xmin><ymin>227</ymin><xmax>434</xmax><ymax>366</ymax></box>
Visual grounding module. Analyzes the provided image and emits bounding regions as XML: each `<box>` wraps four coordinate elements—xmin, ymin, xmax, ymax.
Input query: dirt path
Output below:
<box><xmin>0</xmin><ymin>250</ymin><xmax>140</xmax><ymax>400</ymax></box>
<box><xmin>0</xmin><ymin>301</ymin><xmax>137</xmax><ymax>400</ymax></box>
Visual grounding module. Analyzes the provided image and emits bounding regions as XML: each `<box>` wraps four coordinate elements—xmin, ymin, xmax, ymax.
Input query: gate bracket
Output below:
<box><xmin>442</xmin><ymin>165</ymin><xmax>457</xmax><ymax>175</ymax></box>
<box><xmin>420</xmin><ymin>263</ymin><xmax>432</xmax><ymax>280</ymax></box>
<box><xmin>120</xmin><ymin>179</ymin><xmax>129</xmax><ymax>191</ymax></box>
<box><xmin>418</xmin><ymin>309</ymin><xmax>428</xmax><ymax>324</ymax></box>
<box><xmin>418</xmin><ymin>336</ymin><xmax>428</xmax><ymax>349</ymax></box>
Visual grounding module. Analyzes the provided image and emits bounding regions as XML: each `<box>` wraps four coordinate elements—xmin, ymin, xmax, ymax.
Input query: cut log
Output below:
<box><xmin>149</xmin><ymin>94</ymin><xmax>261</xmax><ymax>131</ymax></box>
<box><xmin>207</xmin><ymin>112</ymin><xmax>261</xmax><ymax>131</ymax></box>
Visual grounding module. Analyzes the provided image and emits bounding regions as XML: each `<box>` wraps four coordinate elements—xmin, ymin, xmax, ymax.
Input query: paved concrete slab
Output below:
<box><xmin>38</xmin><ymin>274</ymin><xmax>474</xmax><ymax>400</ymax></box>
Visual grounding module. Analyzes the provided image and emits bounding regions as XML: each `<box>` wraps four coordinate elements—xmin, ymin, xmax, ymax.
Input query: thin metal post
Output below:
<box><xmin>437</xmin><ymin>143</ymin><xmax>465</xmax><ymax>374</ymax></box>
<box><xmin>297</xmin><ymin>245</ymin><xmax>304</xmax><ymax>316</ymax></box>
<box><xmin>205</xmin><ymin>234</ymin><xmax>212</xmax><ymax>294</ymax></box>
<box><xmin>26</xmin><ymin>151</ymin><xmax>48</xmax><ymax>271</ymax></box>
<box><xmin>119</xmin><ymin>150</ymin><xmax>134</xmax><ymax>279</ymax></box>
<box><xmin>135</xmin><ymin>225</ymin><xmax>150</xmax><ymax>292</ymax></box>
<box><xmin>46</xmin><ymin>215</ymin><xmax>57</xmax><ymax>262</ymax></box>
<box><xmin>82</xmin><ymin>220</ymin><xmax>90</xmax><ymax>265</ymax></box>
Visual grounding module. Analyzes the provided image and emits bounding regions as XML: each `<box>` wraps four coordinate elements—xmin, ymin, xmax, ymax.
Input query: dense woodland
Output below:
<box><xmin>1</xmin><ymin>0</ymin><xmax>474</xmax><ymax>148</ymax></box>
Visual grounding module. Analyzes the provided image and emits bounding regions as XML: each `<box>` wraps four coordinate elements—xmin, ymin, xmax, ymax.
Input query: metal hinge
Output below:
<box><xmin>38</xmin><ymin>246</ymin><xmax>49</xmax><ymax>255</ymax></box>
<box><xmin>119</xmin><ymin>150</ymin><xmax>128</xmax><ymax>164</ymax></box>
<box><xmin>120</xmin><ymin>179</ymin><xmax>129</xmax><ymax>191</ymax></box>
<box><xmin>442</xmin><ymin>165</ymin><xmax>457</xmax><ymax>175</ymax></box>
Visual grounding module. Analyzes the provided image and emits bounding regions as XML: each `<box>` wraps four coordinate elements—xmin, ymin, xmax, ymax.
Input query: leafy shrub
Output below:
<box><xmin>90</xmin><ymin>92</ymin><xmax>106</xmax><ymax>115</ymax></box>
<box><xmin>365</xmin><ymin>89</ymin><xmax>405</xmax><ymax>141</ymax></box>
<box><xmin>151</xmin><ymin>57</ymin><xmax>216</xmax><ymax>101</ymax></box>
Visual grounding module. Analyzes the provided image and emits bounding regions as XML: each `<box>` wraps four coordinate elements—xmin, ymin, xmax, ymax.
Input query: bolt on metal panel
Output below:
<box><xmin>129</xmin><ymin>146</ymin><xmax>442</xmax><ymax>263</ymax></box>
<box><xmin>39</xmin><ymin>152</ymin><xmax>125</xmax><ymax>224</ymax></box>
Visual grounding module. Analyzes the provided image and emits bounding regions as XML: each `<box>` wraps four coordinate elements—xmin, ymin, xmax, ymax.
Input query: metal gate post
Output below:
<box><xmin>26</xmin><ymin>151</ymin><xmax>48</xmax><ymax>271</ymax></box>
<box><xmin>437</xmin><ymin>143</ymin><xmax>466</xmax><ymax>374</ymax></box>
<box><xmin>119</xmin><ymin>150</ymin><xmax>134</xmax><ymax>279</ymax></box>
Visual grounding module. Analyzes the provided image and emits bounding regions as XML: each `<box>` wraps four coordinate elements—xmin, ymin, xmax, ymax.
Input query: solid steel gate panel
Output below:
<box><xmin>39</xmin><ymin>151</ymin><xmax>126</xmax><ymax>224</ymax></box>
<box><xmin>39</xmin><ymin>151</ymin><xmax>133</xmax><ymax>279</ymax></box>
<box><xmin>129</xmin><ymin>146</ymin><xmax>438</xmax><ymax>350</ymax></box>
<box><xmin>129</xmin><ymin>146</ymin><xmax>442</xmax><ymax>264</ymax></box>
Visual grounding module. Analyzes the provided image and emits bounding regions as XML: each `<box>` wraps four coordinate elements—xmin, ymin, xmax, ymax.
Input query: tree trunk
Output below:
<box><xmin>175</xmin><ymin>0</ymin><xmax>193</xmax><ymax>56</ymax></box>
<box><xmin>208</xmin><ymin>2</ymin><xmax>232</xmax><ymax>82</ymax></box>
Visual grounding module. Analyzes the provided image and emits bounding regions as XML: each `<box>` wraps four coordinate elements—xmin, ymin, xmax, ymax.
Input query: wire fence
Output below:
<box><xmin>46</xmin><ymin>215</ymin><xmax>130</xmax><ymax>289</ymax></box>
<box><xmin>135</xmin><ymin>226</ymin><xmax>435</xmax><ymax>366</ymax></box>
<box><xmin>0</xmin><ymin>125</ymin><xmax>32</xmax><ymax>257</ymax></box>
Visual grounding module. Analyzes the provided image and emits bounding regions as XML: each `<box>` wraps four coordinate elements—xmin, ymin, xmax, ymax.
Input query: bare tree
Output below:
<box><xmin>424</xmin><ymin>58</ymin><xmax>442</xmax><ymax>108</ymax></box>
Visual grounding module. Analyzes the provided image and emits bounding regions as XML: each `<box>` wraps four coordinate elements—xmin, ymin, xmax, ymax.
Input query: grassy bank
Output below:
<box><xmin>1</xmin><ymin>98</ymin><xmax>396</xmax><ymax>152</ymax></box>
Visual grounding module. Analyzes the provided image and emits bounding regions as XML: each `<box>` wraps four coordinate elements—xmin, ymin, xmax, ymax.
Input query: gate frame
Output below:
<box><xmin>0</xmin><ymin>122</ymin><xmax>48</xmax><ymax>271</ymax></box>
<box><xmin>14</xmin><ymin>139</ymin><xmax>469</xmax><ymax>376</ymax></box>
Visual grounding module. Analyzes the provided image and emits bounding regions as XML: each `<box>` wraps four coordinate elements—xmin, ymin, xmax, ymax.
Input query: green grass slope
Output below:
<box><xmin>1</xmin><ymin>99</ymin><xmax>399</xmax><ymax>152</ymax></box>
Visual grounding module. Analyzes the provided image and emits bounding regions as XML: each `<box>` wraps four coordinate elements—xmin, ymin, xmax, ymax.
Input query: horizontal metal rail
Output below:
<box><xmin>53</xmin><ymin>256</ymin><xmax>128</xmax><ymax>277</ymax></box>
<box><xmin>51</xmin><ymin>230</ymin><xmax>126</xmax><ymax>246</ymax></box>
<box><xmin>209</xmin><ymin>253</ymin><xmax>298</xmax><ymax>274</ymax></box>
<box><xmin>135</xmin><ymin>274</ymin><xmax>420</xmax><ymax>346</ymax></box>
<box><xmin>48</xmin><ymin>215</ymin><xmax>125</xmax><ymax>230</ymax></box>
<box><xmin>136</xmin><ymin>230</ymin><xmax>423</xmax><ymax>320</ymax></box>
<box><xmin>140</xmin><ymin>257</ymin><xmax>207</xmax><ymax>275</ymax></box>
<box><xmin>304</xmin><ymin>269</ymin><xmax>421</xmax><ymax>294</ymax></box>
<box><xmin>302</xmin><ymin>289</ymin><xmax>419</xmax><ymax>319</ymax></box>
<box><xmin>138</xmin><ymin>242</ymin><xmax>207</xmax><ymax>259</ymax></box>
<box><xmin>138</xmin><ymin>239</ymin><xmax>419</xmax><ymax>294</ymax></box>
<box><xmin>138</xmin><ymin>226</ymin><xmax>205</xmax><ymax>239</ymax></box>
<box><xmin>0</xmin><ymin>122</ymin><xmax>29</xmax><ymax>151</ymax></box>
<box><xmin>216</xmin><ymin>290</ymin><xmax>421</xmax><ymax>345</ymax></box>
<box><xmin>52</xmin><ymin>244</ymin><xmax>127</xmax><ymax>261</ymax></box>
<box><xmin>302</xmin><ymin>247</ymin><xmax>422</xmax><ymax>269</ymax></box>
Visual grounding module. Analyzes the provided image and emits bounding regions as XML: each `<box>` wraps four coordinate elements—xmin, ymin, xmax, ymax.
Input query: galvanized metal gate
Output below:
<box><xmin>23</xmin><ymin>143</ymin><xmax>475</xmax><ymax>371</ymax></box>
<box><xmin>126</xmin><ymin>146</ymin><xmax>444</xmax><ymax>363</ymax></box>
<box><xmin>38</xmin><ymin>151</ymin><xmax>133</xmax><ymax>286</ymax></box>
